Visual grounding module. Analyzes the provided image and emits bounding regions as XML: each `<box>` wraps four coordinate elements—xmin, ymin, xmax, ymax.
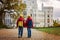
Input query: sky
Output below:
<box><xmin>37</xmin><ymin>0</ymin><xmax>60</xmax><ymax>20</ymax></box>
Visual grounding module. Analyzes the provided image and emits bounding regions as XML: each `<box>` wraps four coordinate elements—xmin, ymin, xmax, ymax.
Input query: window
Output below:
<box><xmin>31</xmin><ymin>14</ymin><xmax>32</xmax><ymax>16</ymax></box>
<box><xmin>47</xmin><ymin>19</ymin><xmax>50</xmax><ymax>23</ymax></box>
<box><xmin>48</xmin><ymin>15</ymin><xmax>49</xmax><ymax>17</ymax></box>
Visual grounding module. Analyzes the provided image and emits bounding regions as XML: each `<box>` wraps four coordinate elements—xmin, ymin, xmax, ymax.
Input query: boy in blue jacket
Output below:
<box><xmin>26</xmin><ymin>15</ymin><xmax>33</xmax><ymax>38</ymax></box>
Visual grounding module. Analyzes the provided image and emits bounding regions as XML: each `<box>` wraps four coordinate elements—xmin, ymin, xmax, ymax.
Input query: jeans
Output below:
<box><xmin>18</xmin><ymin>27</ymin><xmax>23</xmax><ymax>37</ymax></box>
<box><xmin>27</xmin><ymin>28</ymin><xmax>31</xmax><ymax>37</ymax></box>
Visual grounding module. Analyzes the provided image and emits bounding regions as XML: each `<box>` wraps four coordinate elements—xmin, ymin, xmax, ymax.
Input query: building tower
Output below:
<box><xmin>43</xmin><ymin>7</ymin><xmax>53</xmax><ymax>27</ymax></box>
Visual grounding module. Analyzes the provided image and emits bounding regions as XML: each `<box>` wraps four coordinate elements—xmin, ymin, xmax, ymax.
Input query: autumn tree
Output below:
<box><xmin>0</xmin><ymin>0</ymin><xmax>26</xmax><ymax>27</ymax></box>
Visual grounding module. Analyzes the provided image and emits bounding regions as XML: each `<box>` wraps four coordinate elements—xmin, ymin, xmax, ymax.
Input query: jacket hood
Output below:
<box><xmin>18</xmin><ymin>17</ymin><xmax>24</xmax><ymax>21</ymax></box>
<box><xmin>27</xmin><ymin>17</ymin><xmax>32</xmax><ymax>20</ymax></box>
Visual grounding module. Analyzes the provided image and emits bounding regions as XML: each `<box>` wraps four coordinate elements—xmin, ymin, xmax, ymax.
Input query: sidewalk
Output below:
<box><xmin>0</xmin><ymin>28</ymin><xmax>60</xmax><ymax>40</ymax></box>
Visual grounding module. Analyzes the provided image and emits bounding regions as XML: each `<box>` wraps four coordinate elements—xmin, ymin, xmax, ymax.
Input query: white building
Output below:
<box><xmin>22</xmin><ymin>0</ymin><xmax>37</xmax><ymax>15</ymax></box>
<box><xmin>43</xmin><ymin>6</ymin><xmax>53</xmax><ymax>27</ymax></box>
<box><xmin>22</xmin><ymin>0</ymin><xmax>38</xmax><ymax>27</ymax></box>
<box><xmin>17</xmin><ymin>0</ymin><xmax>53</xmax><ymax>27</ymax></box>
<box><xmin>22</xmin><ymin>0</ymin><xmax>53</xmax><ymax>27</ymax></box>
<box><xmin>36</xmin><ymin>10</ymin><xmax>44</xmax><ymax>27</ymax></box>
<box><xmin>34</xmin><ymin>6</ymin><xmax>53</xmax><ymax>27</ymax></box>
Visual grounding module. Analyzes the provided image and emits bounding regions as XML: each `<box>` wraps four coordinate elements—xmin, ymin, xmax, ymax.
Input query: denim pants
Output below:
<box><xmin>27</xmin><ymin>28</ymin><xmax>31</xmax><ymax>37</ymax></box>
<box><xmin>18</xmin><ymin>27</ymin><xmax>23</xmax><ymax>37</ymax></box>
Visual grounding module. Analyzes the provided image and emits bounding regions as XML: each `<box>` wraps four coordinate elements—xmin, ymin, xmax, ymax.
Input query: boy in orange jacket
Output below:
<box><xmin>17</xmin><ymin>14</ymin><xmax>24</xmax><ymax>38</ymax></box>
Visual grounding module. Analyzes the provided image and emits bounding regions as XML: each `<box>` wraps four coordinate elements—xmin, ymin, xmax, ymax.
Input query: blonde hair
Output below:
<box><xmin>27</xmin><ymin>14</ymin><xmax>31</xmax><ymax>17</ymax></box>
<box><xmin>20</xmin><ymin>14</ymin><xmax>23</xmax><ymax>17</ymax></box>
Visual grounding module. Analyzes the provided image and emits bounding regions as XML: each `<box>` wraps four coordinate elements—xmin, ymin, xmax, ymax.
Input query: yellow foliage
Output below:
<box><xmin>19</xmin><ymin>3</ymin><xmax>26</xmax><ymax>10</ymax></box>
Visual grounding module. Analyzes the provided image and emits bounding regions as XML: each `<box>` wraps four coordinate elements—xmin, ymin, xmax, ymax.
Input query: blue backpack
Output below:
<box><xmin>27</xmin><ymin>20</ymin><xmax>32</xmax><ymax>28</ymax></box>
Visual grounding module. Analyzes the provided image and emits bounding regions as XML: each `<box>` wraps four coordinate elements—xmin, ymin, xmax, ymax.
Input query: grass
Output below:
<box><xmin>0</xmin><ymin>23</ymin><xmax>8</xmax><ymax>29</ymax></box>
<box><xmin>34</xmin><ymin>27</ymin><xmax>60</xmax><ymax>36</ymax></box>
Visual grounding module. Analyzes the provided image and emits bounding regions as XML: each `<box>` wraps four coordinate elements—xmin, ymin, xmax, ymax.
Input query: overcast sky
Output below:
<box><xmin>37</xmin><ymin>0</ymin><xmax>60</xmax><ymax>20</ymax></box>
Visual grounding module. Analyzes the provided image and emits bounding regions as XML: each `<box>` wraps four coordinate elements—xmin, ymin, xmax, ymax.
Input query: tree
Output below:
<box><xmin>53</xmin><ymin>20</ymin><xmax>60</xmax><ymax>27</ymax></box>
<box><xmin>0</xmin><ymin>0</ymin><xmax>26</xmax><ymax>28</ymax></box>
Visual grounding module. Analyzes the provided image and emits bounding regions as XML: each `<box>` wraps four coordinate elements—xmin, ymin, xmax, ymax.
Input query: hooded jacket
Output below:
<box><xmin>17</xmin><ymin>16</ymin><xmax>24</xmax><ymax>27</ymax></box>
<box><xmin>26</xmin><ymin>17</ymin><xmax>33</xmax><ymax>28</ymax></box>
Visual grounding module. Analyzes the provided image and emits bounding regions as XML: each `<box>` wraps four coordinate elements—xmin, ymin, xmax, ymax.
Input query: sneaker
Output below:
<box><xmin>18</xmin><ymin>36</ymin><xmax>20</xmax><ymax>38</ymax></box>
<box><xmin>18</xmin><ymin>36</ymin><xmax>22</xmax><ymax>38</ymax></box>
<box><xmin>18</xmin><ymin>35</ymin><xmax>22</xmax><ymax>38</ymax></box>
<box><xmin>28</xmin><ymin>36</ymin><xmax>31</xmax><ymax>38</ymax></box>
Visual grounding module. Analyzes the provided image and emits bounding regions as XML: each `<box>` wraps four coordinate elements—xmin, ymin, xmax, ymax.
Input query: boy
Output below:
<box><xmin>26</xmin><ymin>15</ymin><xmax>33</xmax><ymax>38</ymax></box>
<box><xmin>17</xmin><ymin>14</ymin><xmax>24</xmax><ymax>38</ymax></box>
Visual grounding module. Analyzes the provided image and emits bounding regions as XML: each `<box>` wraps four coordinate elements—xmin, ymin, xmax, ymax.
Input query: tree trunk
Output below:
<box><xmin>0</xmin><ymin>9</ymin><xmax>4</xmax><ymax>25</ymax></box>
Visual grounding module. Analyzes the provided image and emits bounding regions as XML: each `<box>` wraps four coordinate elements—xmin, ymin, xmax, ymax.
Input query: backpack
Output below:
<box><xmin>18</xmin><ymin>21</ymin><xmax>23</xmax><ymax>27</ymax></box>
<box><xmin>27</xmin><ymin>20</ymin><xmax>32</xmax><ymax>28</ymax></box>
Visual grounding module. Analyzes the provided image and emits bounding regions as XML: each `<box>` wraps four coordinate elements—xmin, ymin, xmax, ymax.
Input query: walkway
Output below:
<box><xmin>0</xmin><ymin>28</ymin><xmax>60</xmax><ymax>40</ymax></box>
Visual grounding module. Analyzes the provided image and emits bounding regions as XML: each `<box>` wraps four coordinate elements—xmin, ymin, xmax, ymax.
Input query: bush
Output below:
<box><xmin>0</xmin><ymin>23</ymin><xmax>8</xmax><ymax>29</ymax></box>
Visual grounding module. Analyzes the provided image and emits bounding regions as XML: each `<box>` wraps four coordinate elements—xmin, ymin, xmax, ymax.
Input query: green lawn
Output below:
<box><xmin>34</xmin><ymin>27</ymin><xmax>60</xmax><ymax>36</ymax></box>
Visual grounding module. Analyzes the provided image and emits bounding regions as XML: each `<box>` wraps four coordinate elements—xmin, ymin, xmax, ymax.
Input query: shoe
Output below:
<box><xmin>18</xmin><ymin>36</ymin><xmax>22</xmax><ymax>38</ymax></box>
<box><xmin>28</xmin><ymin>36</ymin><xmax>31</xmax><ymax>38</ymax></box>
<box><xmin>18</xmin><ymin>36</ymin><xmax>20</xmax><ymax>38</ymax></box>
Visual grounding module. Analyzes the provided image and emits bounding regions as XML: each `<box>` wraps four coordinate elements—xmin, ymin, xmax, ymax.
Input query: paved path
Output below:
<box><xmin>0</xmin><ymin>28</ymin><xmax>60</xmax><ymax>40</ymax></box>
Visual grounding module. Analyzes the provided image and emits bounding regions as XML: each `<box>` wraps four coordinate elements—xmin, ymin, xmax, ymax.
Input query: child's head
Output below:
<box><xmin>20</xmin><ymin>14</ymin><xmax>23</xmax><ymax>17</ymax></box>
<box><xmin>27</xmin><ymin>14</ymin><xmax>31</xmax><ymax>18</ymax></box>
